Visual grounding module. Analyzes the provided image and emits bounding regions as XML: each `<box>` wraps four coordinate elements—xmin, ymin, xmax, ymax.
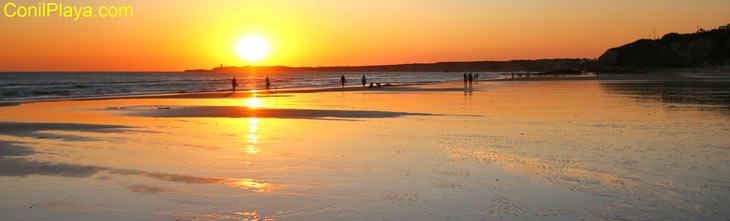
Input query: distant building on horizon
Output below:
<box><xmin>719</xmin><ymin>23</ymin><xmax>729</xmax><ymax>30</ymax></box>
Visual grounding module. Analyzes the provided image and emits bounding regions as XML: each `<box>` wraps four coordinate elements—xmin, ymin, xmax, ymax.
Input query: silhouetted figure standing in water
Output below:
<box><xmin>463</xmin><ymin>73</ymin><xmax>467</xmax><ymax>87</ymax></box>
<box><xmin>340</xmin><ymin>75</ymin><xmax>346</xmax><ymax>88</ymax></box>
<box><xmin>265</xmin><ymin>77</ymin><xmax>271</xmax><ymax>91</ymax></box>
<box><xmin>231</xmin><ymin>77</ymin><xmax>238</xmax><ymax>92</ymax></box>
<box><xmin>361</xmin><ymin>75</ymin><xmax>367</xmax><ymax>87</ymax></box>
<box><xmin>475</xmin><ymin>73</ymin><xmax>479</xmax><ymax>81</ymax></box>
<box><xmin>468</xmin><ymin>73</ymin><xmax>473</xmax><ymax>87</ymax></box>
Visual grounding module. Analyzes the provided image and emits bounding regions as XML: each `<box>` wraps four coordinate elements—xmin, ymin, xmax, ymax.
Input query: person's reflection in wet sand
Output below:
<box><xmin>464</xmin><ymin>78</ymin><xmax>473</xmax><ymax>96</ymax></box>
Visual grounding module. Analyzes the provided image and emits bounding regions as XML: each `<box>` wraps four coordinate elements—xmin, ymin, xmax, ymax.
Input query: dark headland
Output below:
<box><xmin>596</xmin><ymin>28</ymin><xmax>730</xmax><ymax>71</ymax></box>
<box><xmin>187</xmin><ymin>27</ymin><xmax>730</xmax><ymax>74</ymax></box>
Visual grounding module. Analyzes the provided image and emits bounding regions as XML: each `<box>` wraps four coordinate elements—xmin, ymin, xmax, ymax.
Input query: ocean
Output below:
<box><xmin>0</xmin><ymin>71</ymin><xmax>498</xmax><ymax>101</ymax></box>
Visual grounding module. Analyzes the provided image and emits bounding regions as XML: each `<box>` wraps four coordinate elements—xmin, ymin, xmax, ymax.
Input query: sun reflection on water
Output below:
<box><xmin>245</xmin><ymin>97</ymin><xmax>263</xmax><ymax>108</ymax></box>
<box><xmin>244</xmin><ymin>117</ymin><xmax>260</xmax><ymax>154</ymax></box>
<box><xmin>247</xmin><ymin>134</ymin><xmax>258</xmax><ymax>143</ymax></box>
<box><xmin>248</xmin><ymin>118</ymin><xmax>258</xmax><ymax>133</ymax></box>
<box><xmin>246</xmin><ymin>145</ymin><xmax>260</xmax><ymax>154</ymax></box>
<box><xmin>225</xmin><ymin>179</ymin><xmax>278</xmax><ymax>192</ymax></box>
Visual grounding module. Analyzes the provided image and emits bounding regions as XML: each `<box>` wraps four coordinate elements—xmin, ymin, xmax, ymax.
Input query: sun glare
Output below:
<box><xmin>245</xmin><ymin>97</ymin><xmax>263</xmax><ymax>108</ymax></box>
<box><xmin>236</xmin><ymin>35</ymin><xmax>270</xmax><ymax>62</ymax></box>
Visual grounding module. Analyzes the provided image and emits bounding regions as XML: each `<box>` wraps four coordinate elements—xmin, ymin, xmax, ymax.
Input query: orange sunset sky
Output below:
<box><xmin>1</xmin><ymin>0</ymin><xmax>729</xmax><ymax>71</ymax></box>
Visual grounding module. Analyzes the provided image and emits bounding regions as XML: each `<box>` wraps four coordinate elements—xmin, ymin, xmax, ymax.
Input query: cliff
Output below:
<box><xmin>596</xmin><ymin>28</ymin><xmax>730</xmax><ymax>71</ymax></box>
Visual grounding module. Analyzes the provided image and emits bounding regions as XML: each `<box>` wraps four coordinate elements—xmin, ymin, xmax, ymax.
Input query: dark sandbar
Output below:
<box><xmin>116</xmin><ymin>106</ymin><xmax>439</xmax><ymax>119</ymax></box>
<box><xmin>0</xmin><ymin>122</ymin><xmax>133</xmax><ymax>140</ymax></box>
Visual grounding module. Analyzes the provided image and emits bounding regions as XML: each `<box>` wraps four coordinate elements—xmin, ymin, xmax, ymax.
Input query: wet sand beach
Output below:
<box><xmin>1</xmin><ymin>76</ymin><xmax>729</xmax><ymax>220</ymax></box>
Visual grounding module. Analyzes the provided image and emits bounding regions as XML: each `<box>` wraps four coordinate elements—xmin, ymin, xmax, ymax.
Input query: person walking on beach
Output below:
<box><xmin>231</xmin><ymin>77</ymin><xmax>238</xmax><ymax>92</ymax></box>
<box><xmin>361</xmin><ymin>75</ymin><xmax>367</xmax><ymax>87</ymax></box>
<box><xmin>463</xmin><ymin>73</ymin><xmax>467</xmax><ymax>87</ymax></box>
<box><xmin>468</xmin><ymin>73</ymin><xmax>473</xmax><ymax>87</ymax></box>
<box><xmin>340</xmin><ymin>75</ymin><xmax>346</xmax><ymax>88</ymax></box>
<box><xmin>265</xmin><ymin>77</ymin><xmax>271</xmax><ymax>91</ymax></box>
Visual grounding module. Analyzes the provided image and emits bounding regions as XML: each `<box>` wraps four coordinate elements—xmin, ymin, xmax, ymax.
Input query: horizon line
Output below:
<box><xmin>0</xmin><ymin>57</ymin><xmax>597</xmax><ymax>72</ymax></box>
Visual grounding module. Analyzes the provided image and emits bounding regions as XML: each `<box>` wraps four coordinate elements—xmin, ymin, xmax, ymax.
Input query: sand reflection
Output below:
<box><xmin>1</xmin><ymin>80</ymin><xmax>728</xmax><ymax>219</ymax></box>
<box><xmin>600</xmin><ymin>80</ymin><xmax>730</xmax><ymax>111</ymax></box>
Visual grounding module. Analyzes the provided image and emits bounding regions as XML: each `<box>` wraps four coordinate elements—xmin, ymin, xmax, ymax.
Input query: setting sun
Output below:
<box><xmin>235</xmin><ymin>35</ymin><xmax>270</xmax><ymax>62</ymax></box>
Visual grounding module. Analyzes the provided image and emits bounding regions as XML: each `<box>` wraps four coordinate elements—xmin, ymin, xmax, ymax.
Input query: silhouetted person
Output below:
<box><xmin>265</xmin><ymin>77</ymin><xmax>271</xmax><ymax>91</ymax></box>
<box><xmin>231</xmin><ymin>77</ymin><xmax>238</xmax><ymax>92</ymax></box>
<box><xmin>463</xmin><ymin>73</ymin><xmax>467</xmax><ymax>87</ymax></box>
<box><xmin>361</xmin><ymin>75</ymin><xmax>367</xmax><ymax>87</ymax></box>
<box><xmin>340</xmin><ymin>75</ymin><xmax>346</xmax><ymax>88</ymax></box>
<box><xmin>475</xmin><ymin>73</ymin><xmax>479</xmax><ymax>81</ymax></box>
<box><xmin>368</xmin><ymin>82</ymin><xmax>374</xmax><ymax>88</ymax></box>
<box><xmin>468</xmin><ymin>73</ymin><xmax>473</xmax><ymax>87</ymax></box>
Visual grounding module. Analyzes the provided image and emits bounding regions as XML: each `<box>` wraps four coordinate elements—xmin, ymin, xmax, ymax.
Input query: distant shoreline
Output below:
<box><xmin>185</xmin><ymin>58</ymin><xmax>595</xmax><ymax>73</ymax></box>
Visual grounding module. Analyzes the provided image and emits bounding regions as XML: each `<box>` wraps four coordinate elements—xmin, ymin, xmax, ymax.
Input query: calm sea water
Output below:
<box><xmin>0</xmin><ymin>72</ymin><xmax>498</xmax><ymax>101</ymax></box>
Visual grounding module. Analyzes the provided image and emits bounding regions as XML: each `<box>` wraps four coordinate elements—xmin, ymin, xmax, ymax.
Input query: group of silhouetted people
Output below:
<box><xmin>231</xmin><ymin>72</ymin><xmax>491</xmax><ymax>93</ymax></box>
<box><xmin>232</xmin><ymin>74</ymin><xmax>390</xmax><ymax>92</ymax></box>
<box><xmin>339</xmin><ymin>74</ymin><xmax>390</xmax><ymax>89</ymax></box>
<box><xmin>463</xmin><ymin>72</ymin><xmax>479</xmax><ymax>87</ymax></box>
<box><xmin>504</xmin><ymin>72</ymin><xmax>534</xmax><ymax>79</ymax></box>
<box><xmin>230</xmin><ymin>76</ymin><xmax>273</xmax><ymax>92</ymax></box>
<box><xmin>231</xmin><ymin>73</ymin><xmax>489</xmax><ymax>93</ymax></box>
